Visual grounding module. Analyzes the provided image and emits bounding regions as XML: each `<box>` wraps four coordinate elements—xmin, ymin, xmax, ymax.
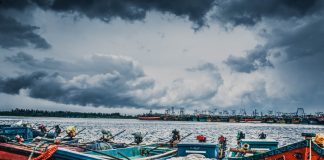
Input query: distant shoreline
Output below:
<box><xmin>0</xmin><ymin>108</ymin><xmax>137</xmax><ymax>119</ymax></box>
<box><xmin>0</xmin><ymin>115</ymin><xmax>136</xmax><ymax>119</ymax></box>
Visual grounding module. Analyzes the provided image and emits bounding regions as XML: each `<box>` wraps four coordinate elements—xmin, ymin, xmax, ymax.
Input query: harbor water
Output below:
<box><xmin>0</xmin><ymin>116</ymin><xmax>323</xmax><ymax>148</ymax></box>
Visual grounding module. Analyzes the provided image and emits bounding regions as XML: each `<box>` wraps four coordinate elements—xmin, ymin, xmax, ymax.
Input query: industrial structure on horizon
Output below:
<box><xmin>138</xmin><ymin>107</ymin><xmax>324</xmax><ymax>125</ymax></box>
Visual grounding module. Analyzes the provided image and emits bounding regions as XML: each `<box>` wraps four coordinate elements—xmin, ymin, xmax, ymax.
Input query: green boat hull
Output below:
<box><xmin>85</xmin><ymin>144</ymin><xmax>176</xmax><ymax>160</ymax></box>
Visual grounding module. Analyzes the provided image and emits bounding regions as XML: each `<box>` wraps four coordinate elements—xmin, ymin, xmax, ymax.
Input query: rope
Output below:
<box><xmin>32</xmin><ymin>145</ymin><xmax>58</xmax><ymax>160</ymax></box>
<box><xmin>28</xmin><ymin>142</ymin><xmax>46</xmax><ymax>160</ymax></box>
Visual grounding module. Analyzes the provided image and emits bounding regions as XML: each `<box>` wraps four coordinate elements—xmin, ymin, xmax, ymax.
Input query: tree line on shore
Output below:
<box><xmin>0</xmin><ymin>108</ymin><xmax>136</xmax><ymax>119</ymax></box>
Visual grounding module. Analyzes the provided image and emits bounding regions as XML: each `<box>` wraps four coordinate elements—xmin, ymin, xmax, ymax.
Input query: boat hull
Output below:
<box><xmin>138</xmin><ymin>117</ymin><xmax>161</xmax><ymax>120</ymax></box>
<box><xmin>0</xmin><ymin>143</ymin><xmax>41</xmax><ymax>160</ymax></box>
<box><xmin>0</xmin><ymin>143</ymin><xmax>102</xmax><ymax>160</ymax></box>
<box><xmin>228</xmin><ymin>140</ymin><xmax>324</xmax><ymax>160</ymax></box>
<box><xmin>0</xmin><ymin>150</ymin><xmax>30</xmax><ymax>160</ymax></box>
<box><xmin>85</xmin><ymin>144</ymin><xmax>176</xmax><ymax>160</ymax></box>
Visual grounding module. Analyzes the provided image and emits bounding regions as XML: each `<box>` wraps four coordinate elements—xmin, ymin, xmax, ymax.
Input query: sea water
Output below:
<box><xmin>0</xmin><ymin>116</ymin><xmax>323</xmax><ymax>148</ymax></box>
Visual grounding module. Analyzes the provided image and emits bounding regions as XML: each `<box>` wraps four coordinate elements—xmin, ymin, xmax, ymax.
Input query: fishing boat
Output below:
<box><xmin>159</xmin><ymin>134</ymin><xmax>228</xmax><ymax>160</ymax></box>
<box><xmin>173</xmin><ymin>142</ymin><xmax>218</xmax><ymax>159</ymax></box>
<box><xmin>0</xmin><ymin>142</ymin><xmax>104</xmax><ymax>160</ymax></box>
<box><xmin>227</xmin><ymin>133</ymin><xmax>324</xmax><ymax>160</ymax></box>
<box><xmin>0</xmin><ymin>125</ymin><xmax>179</xmax><ymax>160</ymax></box>
<box><xmin>138</xmin><ymin>116</ymin><xmax>161</xmax><ymax>120</ymax></box>
<box><xmin>84</xmin><ymin>143</ymin><xmax>177</xmax><ymax>159</ymax></box>
<box><xmin>239</xmin><ymin>118</ymin><xmax>262</xmax><ymax>123</ymax></box>
<box><xmin>0</xmin><ymin>141</ymin><xmax>178</xmax><ymax>160</ymax></box>
<box><xmin>227</xmin><ymin>139</ymin><xmax>279</xmax><ymax>159</ymax></box>
<box><xmin>0</xmin><ymin>127</ymin><xmax>34</xmax><ymax>142</ymax></box>
<box><xmin>192</xmin><ymin>115</ymin><xmax>209</xmax><ymax>122</ymax></box>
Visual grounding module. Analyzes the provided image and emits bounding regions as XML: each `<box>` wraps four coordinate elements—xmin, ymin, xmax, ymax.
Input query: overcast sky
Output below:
<box><xmin>0</xmin><ymin>0</ymin><xmax>323</xmax><ymax>114</ymax></box>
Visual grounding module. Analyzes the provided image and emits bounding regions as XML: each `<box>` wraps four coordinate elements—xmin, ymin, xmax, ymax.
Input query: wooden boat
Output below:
<box><xmin>176</xmin><ymin>142</ymin><xmax>219</xmax><ymax>159</ymax></box>
<box><xmin>0</xmin><ymin>138</ymin><xmax>176</xmax><ymax>160</ymax></box>
<box><xmin>227</xmin><ymin>139</ymin><xmax>279</xmax><ymax>159</ymax></box>
<box><xmin>84</xmin><ymin>143</ymin><xmax>177</xmax><ymax>159</ymax></box>
<box><xmin>0</xmin><ymin>127</ymin><xmax>34</xmax><ymax>142</ymax></box>
<box><xmin>0</xmin><ymin>142</ymin><xmax>41</xmax><ymax>160</ymax></box>
<box><xmin>0</xmin><ymin>142</ymin><xmax>103</xmax><ymax>160</ymax></box>
<box><xmin>227</xmin><ymin>133</ymin><xmax>324</xmax><ymax>160</ymax></box>
<box><xmin>240</xmin><ymin>118</ymin><xmax>262</xmax><ymax>123</ymax></box>
<box><xmin>138</xmin><ymin>116</ymin><xmax>161</xmax><ymax>120</ymax></box>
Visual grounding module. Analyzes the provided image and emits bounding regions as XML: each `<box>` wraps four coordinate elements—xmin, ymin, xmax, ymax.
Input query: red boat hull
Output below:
<box><xmin>0</xmin><ymin>150</ymin><xmax>29</xmax><ymax>160</ymax></box>
<box><xmin>138</xmin><ymin>116</ymin><xmax>161</xmax><ymax>120</ymax></box>
<box><xmin>242</xmin><ymin>140</ymin><xmax>324</xmax><ymax>160</ymax></box>
<box><xmin>263</xmin><ymin>147</ymin><xmax>323</xmax><ymax>160</ymax></box>
<box><xmin>0</xmin><ymin>143</ymin><xmax>41</xmax><ymax>160</ymax></box>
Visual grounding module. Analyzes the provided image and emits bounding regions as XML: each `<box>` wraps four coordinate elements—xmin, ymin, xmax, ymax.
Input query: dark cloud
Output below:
<box><xmin>5</xmin><ymin>52</ymin><xmax>145</xmax><ymax>79</ymax></box>
<box><xmin>225</xmin><ymin>13</ymin><xmax>324</xmax><ymax>73</ymax></box>
<box><xmin>225</xmin><ymin>46</ymin><xmax>273</xmax><ymax>73</ymax></box>
<box><xmin>221</xmin><ymin>0</ymin><xmax>324</xmax><ymax>73</ymax></box>
<box><xmin>0</xmin><ymin>71</ymin><xmax>46</xmax><ymax>94</ymax></box>
<box><xmin>1</xmin><ymin>53</ymin><xmax>155</xmax><ymax>107</ymax></box>
<box><xmin>220</xmin><ymin>0</ymin><xmax>324</xmax><ymax>110</ymax></box>
<box><xmin>2</xmin><ymin>58</ymin><xmax>224</xmax><ymax>109</ymax></box>
<box><xmin>214</xmin><ymin>0</ymin><xmax>322</xmax><ymax>26</ymax></box>
<box><xmin>5</xmin><ymin>52</ymin><xmax>62</xmax><ymax>70</ymax></box>
<box><xmin>0</xmin><ymin>15</ymin><xmax>51</xmax><ymax>49</ymax></box>
<box><xmin>0</xmin><ymin>0</ymin><xmax>216</xmax><ymax>49</ymax></box>
<box><xmin>1</xmin><ymin>0</ymin><xmax>216</xmax><ymax>31</ymax></box>
<box><xmin>266</xmin><ymin>17</ymin><xmax>324</xmax><ymax>61</ymax></box>
<box><xmin>0</xmin><ymin>0</ymin><xmax>33</xmax><ymax>10</ymax></box>
<box><xmin>40</xmin><ymin>0</ymin><xmax>215</xmax><ymax>30</ymax></box>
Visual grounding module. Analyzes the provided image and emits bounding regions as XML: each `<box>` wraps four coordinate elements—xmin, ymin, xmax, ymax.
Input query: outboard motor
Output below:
<box><xmin>237</xmin><ymin>131</ymin><xmax>245</xmax><ymax>145</ymax></box>
<box><xmin>170</xmin><ymin>129</ymin><xmax>180</xmax><ymax>147</ymax></box>
<box><xmin>171</xmin><ymin>129</ymin><xmax>180</xmax><ymax>141</ymax></box>
<box><xmin>54</xmin><ymin>125</ymin><xmax>62</xmax><ymax>137</ymax></box>
<box><xmin>217</xmin><ymin>135</ymin><xmax>227</xmax><ymax>159</ymax></box>
<box><xmin>101</xmin><ymin>129</ymin><xmax>113</xmax><ymax>142</ymax></box>
<box><xmin>259</xmin><ymin>132</ymin><xmax>267</xmax><ymax>139</ymax></box>
<box><xmin>132</xmin><ymin>132</ymin><xmax>143</xmax><ymax>145</ymax></box>
<box><xmin>38</xmin><ymin>124</ymin><xmax>47</xmax><ymax>134</ymax></box>
<box><xmin>237</xmin><ymin>131</ymin><xmax>245</xmax><ymax>140</ymax></box>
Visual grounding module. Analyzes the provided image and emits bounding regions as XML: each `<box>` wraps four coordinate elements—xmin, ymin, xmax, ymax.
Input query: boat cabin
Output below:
<box><xmin>177</xmin><ymin>143</ymin><xmax>218</xmax><ymax>158</ymax></box>
<box><xmin>0</xmin><ymin>127</ymin><xmax>33</xmax><ymax>141</ymax></box>
<box><xmin>228</xmin><ymin>139</ymin><xmax>279</xmax><ymax>159</ymax></box>
<box><xmin>239</xmin><ymin>139</ymin><xmax>279</xmax><ymax>151</ymax></box>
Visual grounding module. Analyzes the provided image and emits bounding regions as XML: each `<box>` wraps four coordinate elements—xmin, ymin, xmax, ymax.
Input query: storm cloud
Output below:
<box><xmin>5</xmin><ymin>52</ymin><xmax>145</xmax><ymax>78</ymax></box>
<box><xmin>1</xmin><ymin>53</ymin><xmax>155</xmax><ymax>107</ymax></box>
<box><xmin>1</xmin><ymin>0</ymin><xmax>216</xmax><ymax>32</ymax></box>
<box><xmin>0</xmin><ymin>15</ymin><xmax>50</xmax><ymax>49</ymax></box>
<box><xmin>218</xmin><ymin>0</ymin><xmax>324</xmax><ymax>74</ymax></box>
<box><xmin>42</xmin><ymin>0</ymin><xmax>215</xmax><ymax>30</ymax></box>
<box><xmin>219</xmin><ymin>0</ymin><xmax>324</xmax><ymax>110</ymax></box>
<box><xmin>2</xmin><ymin>53</ymin><xmax>226</xmax><ymax>109</ymax></box>
<box><xmin>0</xmin><ymin>0</ymin><xmax>216</xmax><ymax>50</ymax></box>
<box><xmin>1</xmin><ymin>0</ymin><xmax>324</xmax><ymax>112</ymax></box>
<box><xmin>225</xmin><ymin>46</ymin><xmax>273</xmax><ymax>73</ymax></box>
<box><xmin>214</xmin><ymin>0</ymin><xmax>322</xmax><ymax>27</ymax></box>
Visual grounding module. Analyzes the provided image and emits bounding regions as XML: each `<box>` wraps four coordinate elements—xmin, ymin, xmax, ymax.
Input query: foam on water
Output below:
<box><xmin>0</xmin><ymin>116</ymin><xmax>323</xmax><ymax>148</ymax></box>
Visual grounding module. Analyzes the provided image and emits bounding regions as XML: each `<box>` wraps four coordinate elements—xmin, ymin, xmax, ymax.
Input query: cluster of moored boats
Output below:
<box><xmin>0</xmin><ymin>121</ymin><xmax>323</xmax><ymax>160</ymax></box>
